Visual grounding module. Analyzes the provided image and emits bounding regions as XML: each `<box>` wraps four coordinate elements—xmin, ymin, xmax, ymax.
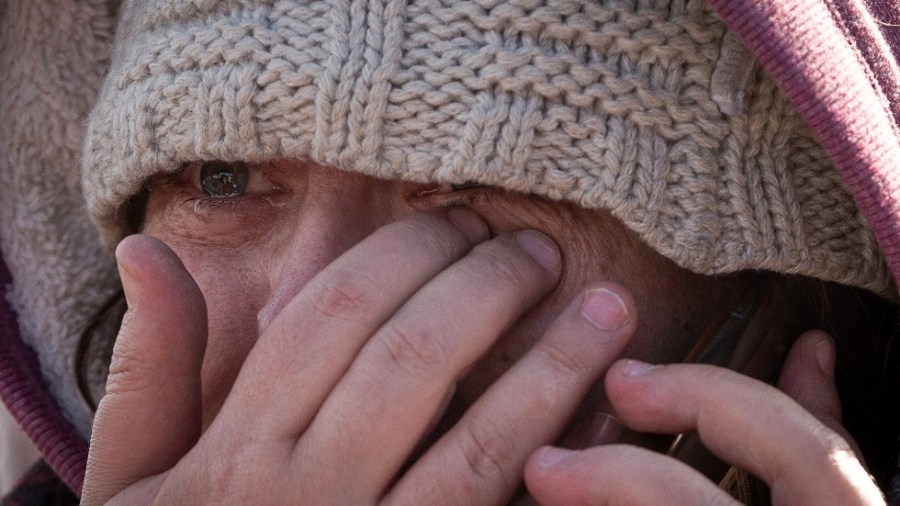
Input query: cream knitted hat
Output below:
<box><xmin>82</xmin><ymin>0</ymin><xmax>893</xmax><ymax>297</ymax></box>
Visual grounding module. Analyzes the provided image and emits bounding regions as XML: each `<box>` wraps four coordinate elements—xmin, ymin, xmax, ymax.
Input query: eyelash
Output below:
<box><xmin>145</xmin><ymin>177</ymin><xmax>261</xmax><ymax>223</ymax></box>
<box><xmin>187</xmin><ymin>195</ymin><xmax>257</xmax><ymax>212</ymax></box>
<box><xmin>158</xmin><ymin>163</ymin><xmax>497</xmax><ymax>218</ymax></box>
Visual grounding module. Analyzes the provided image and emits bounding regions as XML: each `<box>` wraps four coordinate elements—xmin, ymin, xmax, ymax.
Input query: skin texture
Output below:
<box><xmin>524</xmin><ymin>332</ymin><xmax>883</xmax><ymax>505</ymax></box>
<box><xmin>141</xmin><ymin>161</ymin><xmax>733</xmax><ymax>433</ymax></box>
<box><xmin>81</xmin><ymin>161</ymin><xmax>883</xmax><ymax>505</ymax></box>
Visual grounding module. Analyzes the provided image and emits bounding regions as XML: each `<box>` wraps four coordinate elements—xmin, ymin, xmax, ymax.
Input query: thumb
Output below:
<box><xmin>82</xmin><ymin>235</ymin><xmax>207</xmax><ymax>505</ymax></box>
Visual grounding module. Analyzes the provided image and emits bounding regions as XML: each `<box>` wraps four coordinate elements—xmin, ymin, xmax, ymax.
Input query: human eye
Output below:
<box><xmin>158</xmin><ymin>160</ymin><xmax>290</xmax><ymax>211</ymax></box>
<box><xmin>189</xmin><ymin>160</ymin><xmax>283</xmax><ymax>201</ymax></box>
<box><xmin>145</xmin><ymin>159</ymin><xmax>294</xmax><ymax>227</ymax></box>
<box><xmin>144</xmin><ymin>160</ymin><xmax>297</xmax><ymax>244</ymax></box>
<box><xmin>198</xmin><ymin>160</ymin><xmax>253</xmax><ymax>197</ymax></box>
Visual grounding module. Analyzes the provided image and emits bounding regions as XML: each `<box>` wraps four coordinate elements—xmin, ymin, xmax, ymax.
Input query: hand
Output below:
<box><xmin>81</xmin><ymin>209</ymin><xmax>639</xmax><ymax>505</ymax></box>
<box><xmin>524</xmin><ymin>331</ymin><xmax>885</xmax><ymax>505</ymax></box>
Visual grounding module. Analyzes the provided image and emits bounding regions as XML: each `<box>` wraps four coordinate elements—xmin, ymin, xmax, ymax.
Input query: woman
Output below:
<box><xmin>1</xmin><ymin>0</ymin><xmax>898</xmax><ymax>504</ymax></box>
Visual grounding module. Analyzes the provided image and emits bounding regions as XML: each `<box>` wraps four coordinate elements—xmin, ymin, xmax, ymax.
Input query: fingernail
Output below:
<box><xmin>536</xmin><ymin>446</ymin><xmax>575</xmax><ymax>468</ymax></box>
<box><xmin>581</xmin><ymin>289</ymin><xmax>629</xmax><ymax>331</ymax></box>
<box><xmin>620</xmin><ymin>359</ymin><xmax>657</xmax><ymax>377</ymax></box>
<box><xmin>516</xmin><ymin>230</ymin><xmax>560</xmax><ymax>271</ymax></box>
<box><xmin>814</xmin><ymin>335</ymin><xmax>836</xmax><ymax>379</ymax></box>
<box><xmin>445</xmin><ymin>207</ymin><xmax>488</xmax><ymax>242</ymax></box>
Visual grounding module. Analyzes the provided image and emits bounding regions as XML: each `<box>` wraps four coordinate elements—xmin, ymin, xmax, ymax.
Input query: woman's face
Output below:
<box><xmin>142</xmin><ymin>160</ymin><xmax>740</xmax><ymax>443</ymax></box>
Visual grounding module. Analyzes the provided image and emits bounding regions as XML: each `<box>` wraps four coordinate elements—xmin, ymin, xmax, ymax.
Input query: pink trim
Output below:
<box><xmin>709</xmin><ymin>0</ymin><xmax>900</xmax><ymax>294</ymax></box>
<box><xmin>0</xmin><ymin>258</ymin><xmax>87</xmax><ymax>495</ymax></box>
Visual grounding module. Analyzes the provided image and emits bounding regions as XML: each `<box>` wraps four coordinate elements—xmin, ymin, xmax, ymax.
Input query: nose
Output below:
<box><xmin>256</xmin><ymin>167</ymin><xmax>407</xmax><ymax>331</ymax></box>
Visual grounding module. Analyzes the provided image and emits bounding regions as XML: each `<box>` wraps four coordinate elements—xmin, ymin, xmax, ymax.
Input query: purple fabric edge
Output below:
<box><xmin>0</xmin><ymin>258</ymin><xmax>87</xmax><ymax>496</ymax></box>
<box><xmin>863</xmin><ymin>0</ymin><xmax>900</xmax><ymax>65</ymax></box>
<box><xmin>708</xmin><ymin>0</ymin><xmax>900</xmax><ymax>294</ymax></box>
<box><xmin>830</xmin><ymin>0</ymin><xmax>900</xmax><ymax>140</ymax></box>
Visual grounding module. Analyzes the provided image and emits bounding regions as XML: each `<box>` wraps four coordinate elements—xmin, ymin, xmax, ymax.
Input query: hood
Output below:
<box><xmin>0</xmin><ymin>0</ymin><xmax>898</xmax><ymax>497</ymax></box>
<box><xmin>0</xmin><ymin>0</ymin><xmax>120</xmax><ymax>493</ymax></box>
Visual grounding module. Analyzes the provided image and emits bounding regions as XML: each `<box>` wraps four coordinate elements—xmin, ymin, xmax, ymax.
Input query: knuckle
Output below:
<box><xmin>535</xmin><ymin>339</ymin><xmax>595</xmax><ymax>380</ymax></box>
<box><xmin>102</xmin><ymin>364</ymin><xmax>146</xmax><ymax>397</ymax></box>
<box><xmin>469</xmin><ymin>241</ymin><xmax>535</xmax><ymax>291</ymax></box>
<box><xmin>456</xmin><ymin>420</ymin><xmax>518</xmax><ymax>490</ymax></box>
<box><xmin>392</xmin><ymin>214</ymin><xmax>469</xmax><ymax>262</ymax></box>
<box><xmin>522</xmin><ymin>344</ymin><xmax>594</xmax><ymax>415</ymax></box>
<box><xmin>103</xmin><ymin>331</ymin><xmax>152</xmax><ymax>395</ymax></box>
<box><xmin>306</xmin><ymin>268</ymin><xmax>378</xmax><ymax>320</ymax></box>
<box><xmin>813</xmin><ymin>425</ymin><xmax>856</xmax><ymax>463</ymax></box>
<box><xmin>181</xmin><ymin>450</ymin><xmax>246</xmax><ymax>504</ymax></box>
<box><xmin>378</xmin><ymin>317</ymin><xmax>452</xmax><ymax>374</ymax></box>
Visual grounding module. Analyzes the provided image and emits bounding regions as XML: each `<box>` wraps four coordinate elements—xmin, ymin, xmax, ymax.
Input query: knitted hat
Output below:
<box><xmin>82</xmin><ymin>0</ymin><xmax>893</xmax><ymax>297</ymax></box>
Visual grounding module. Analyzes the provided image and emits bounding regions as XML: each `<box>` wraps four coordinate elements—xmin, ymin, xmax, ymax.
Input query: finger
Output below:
<box><xmin>297</xmin><ymin>230</ymin><xmax>562</xmax><ymax>502</ymax></box>
<box><xmin>777</xmin><ymin>330</ymin><xmax>861</xmax><ymax>455</ymax></box>
<box><xmin>385</xmin><ymin>283</ymin><xmax>637</xmax><ymax>506</ymax></box>
<box><xmin>218</xmin><ymin>208</ymin><xmax>489</xmax><ymax>439</ymax></box>
<box><xmin>82</xmin><ymin>235</ymin><xmax>207</xmax><ymax>506</ymax></box>
<box><xmin>605</xmin><ymin>360</ymin><xmax>884</xmax><ymax>505</ymax></box>
<box><xmin>524</xmin><ymin>445</ymin><xmax>740</xmax><ymax>506</ymax></box>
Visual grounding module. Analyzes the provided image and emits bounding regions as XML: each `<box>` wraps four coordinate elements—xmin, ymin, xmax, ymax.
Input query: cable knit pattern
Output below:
<box><xmin>83</xmin><ymin>0</ymin><xmax>893</xmax><ymax>297</ymax></box>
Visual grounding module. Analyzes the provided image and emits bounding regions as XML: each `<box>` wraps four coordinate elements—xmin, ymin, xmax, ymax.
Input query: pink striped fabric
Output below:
<box><xmin>0</xmin><ymin>259</ymin><xmax>87</xmax><ymax>495</ymax></box>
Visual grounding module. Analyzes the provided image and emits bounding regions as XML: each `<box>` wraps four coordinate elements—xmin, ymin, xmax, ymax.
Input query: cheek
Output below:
<box><xmin>560</xmin><ymin>222</ymin><xmax>737</xmax><ymax>365</ymax></box>
<box><xmin>452</xmin><ymin>201</ymin><xmax>737</xmax><ymax>404</ymax></box>
<box><xmin>193</xmin><ymin>257</ymin><xmax>267</xmax><ymax>425</ymax></box>
<box><xmin>614</xmin><ymin>263</ymin><xmax>727</xmax><ymax>363</ymax></box>
<box><xmin>556</xmin><ymin>211</ymin><xmax>736</xmax><ymax>365</ymax></box>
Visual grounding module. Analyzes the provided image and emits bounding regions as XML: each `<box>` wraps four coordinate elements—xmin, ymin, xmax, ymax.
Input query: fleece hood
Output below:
<box><xmin>0</xmin><ymin>0</ymin><xmax>898</xmax><ymax>497</ymax></box>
